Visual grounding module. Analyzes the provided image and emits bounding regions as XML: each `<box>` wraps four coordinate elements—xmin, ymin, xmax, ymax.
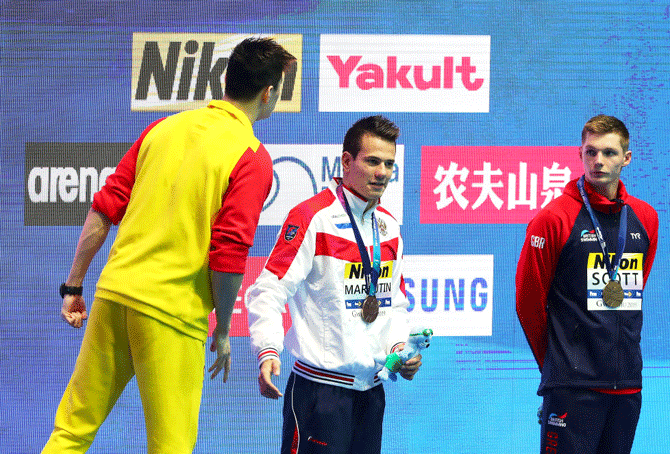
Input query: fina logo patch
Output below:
<box><xmin>284</xmin><ymin>224</ymin><xmax>300</xmax><ymax>241</ymax></box>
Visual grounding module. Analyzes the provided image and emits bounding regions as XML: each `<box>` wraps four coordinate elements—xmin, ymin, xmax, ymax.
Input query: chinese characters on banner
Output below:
<box><xmin>420</xmin><ymin>146</ymin><xmax>583</xmax><ymax>224</ymax></box>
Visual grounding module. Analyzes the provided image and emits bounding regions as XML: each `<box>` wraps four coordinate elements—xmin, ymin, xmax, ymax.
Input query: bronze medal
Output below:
<box><xmin>603</xmin><ymin>280</ymin><xmax>624</xmax><ymax>308</ymax></box>
<box><xmin>361</xmin><ymin>295</ymin><xmax>379</xmax><ymax>323</ymax></box>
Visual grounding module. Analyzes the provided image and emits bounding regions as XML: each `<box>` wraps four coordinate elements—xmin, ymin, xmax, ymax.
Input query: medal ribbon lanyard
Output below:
<box><xmin>577</xmin><ymin>175</ymin><xmax>628</xmax><ymax>282</ymax></box>
<box><xmin>337</xmin><ymin>184</ymin><xmax>381</xmax><ymax>296</ymax></box>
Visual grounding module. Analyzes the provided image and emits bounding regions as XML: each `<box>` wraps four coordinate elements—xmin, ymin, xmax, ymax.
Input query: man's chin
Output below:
<box><xmin>586</xmin><ymin>175</ymin><xmax>615</xmax><ymax>191</ymax></box>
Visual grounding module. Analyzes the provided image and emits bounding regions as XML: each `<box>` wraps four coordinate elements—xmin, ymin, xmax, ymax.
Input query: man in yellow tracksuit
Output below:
<box><xmin>42</xmin><ymin>38</ymin><xmax>295</xmax><ymax>454</ymax></box>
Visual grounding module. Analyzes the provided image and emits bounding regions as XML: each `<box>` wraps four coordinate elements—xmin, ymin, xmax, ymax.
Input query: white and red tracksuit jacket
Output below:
<box><xmin>246</xmin><ymin>178</ymin><xmax>410</xmax><ymax>391</ymax></box>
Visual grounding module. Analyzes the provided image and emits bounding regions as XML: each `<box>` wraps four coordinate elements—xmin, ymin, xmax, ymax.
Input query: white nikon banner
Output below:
<box><xmin>404</xmin><ymin>254</ymin><xmax>493</xmax><ymax>336</ymax></box>
<box><xmin>130</xmin><ymin>33</ymin><xmax>303</xmax><ymax>112</ymax></box>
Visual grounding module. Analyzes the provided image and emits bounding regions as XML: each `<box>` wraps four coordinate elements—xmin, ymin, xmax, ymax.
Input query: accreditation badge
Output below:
<box><xmin>344</xmin><ymin>261</ymin><xmax>393</xmax><ymax>317</ymax></box>
<box><xmin>587</xmin><ymin>252</ymin><xmax>643</xmax><ymax>311</ymax></box>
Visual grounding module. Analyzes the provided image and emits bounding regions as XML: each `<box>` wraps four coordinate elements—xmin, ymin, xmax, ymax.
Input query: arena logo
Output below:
<box><xmin>27</xmin><ymin>167</ymin><xmax>115</xmax><ymax>203</ymax></box>
<box><xmin>403</xmin><ymin>255</ymin><xmax>493</xmax><ymax>336</ymax></box>
<box><xmin>319</xmin><ymin>34</ymin><xmax>490</xmax><ymax>112</ymax></box>
<box><xmin>131</xmin><ymin>33</ymin><xmax>303</xmax><ymax>112</ymax></box>
<box><xmin>24</xmin><ymin>143</ymin><xmax>130</xmax><ymax>226</ymax></box>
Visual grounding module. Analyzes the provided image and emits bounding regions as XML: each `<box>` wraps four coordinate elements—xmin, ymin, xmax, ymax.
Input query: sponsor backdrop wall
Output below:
<box><xmin>2</xmin><ymin>1</ymin><xmax>669</xmax><ymax>453</ymax></box>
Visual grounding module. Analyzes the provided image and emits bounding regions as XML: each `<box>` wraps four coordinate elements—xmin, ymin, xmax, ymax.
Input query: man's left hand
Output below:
<box><xmin>208</xmin><ymin>327</ymin><xmax>231</xmax><ymax>382</ymax></box>
<box><xmin>399</xmin><ymin>354</ymin><xmax>422</xmax><ymax>380</ymax></box>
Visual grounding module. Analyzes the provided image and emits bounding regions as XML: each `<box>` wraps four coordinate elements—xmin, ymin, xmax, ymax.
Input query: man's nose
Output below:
<box><xmin>375</xmin><ymin>165</ymin><xmax>388</xmax><ymax>178</ymax></box>
<box><xmin>593</xmin><ymin>152</ymin><xmax>604</xmax><ymax>166</ymax></box>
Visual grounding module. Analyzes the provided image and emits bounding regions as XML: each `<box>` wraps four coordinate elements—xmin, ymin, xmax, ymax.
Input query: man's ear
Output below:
<box><xmin>342</xmin><ymin>151</ymin><xmax>353</xmax><ymax>173</ymax></box>
<box><xmin>261</xmin><ymin>85</ymin><xmax>273</xmax><ymax>104</ymax></box>
<box><xmin>622</xmin><ymin>150</ymin><xmax>632</xmax><ymax>168</ymax></box>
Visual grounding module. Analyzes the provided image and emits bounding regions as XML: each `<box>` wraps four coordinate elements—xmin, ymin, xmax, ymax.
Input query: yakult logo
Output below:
<box><xmin>327</xmin><ymin>56</ymin><xmax>484</xmax><ymax>91</ymax></box>
<box><xmin>319</xmin><ymin>35</ymin><xmax>490</xmax><ymax>112</ymax></box>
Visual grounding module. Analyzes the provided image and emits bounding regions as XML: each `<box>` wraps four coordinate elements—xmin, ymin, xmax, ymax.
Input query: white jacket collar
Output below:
<box><xmin>331</xmin><ymin>178</ymin><xmax>379</xmax><ymax>224</ymax></box>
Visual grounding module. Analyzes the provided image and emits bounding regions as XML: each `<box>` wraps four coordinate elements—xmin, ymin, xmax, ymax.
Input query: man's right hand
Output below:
<box><xmin>61</xmin><ymin>295</ymin><xmax>87</xmax><ymax>328</ymax></box>
<box><xmin>258</xmin><ymin>358</ymin><xmax>282</xmax><ymax>399</ymax></box>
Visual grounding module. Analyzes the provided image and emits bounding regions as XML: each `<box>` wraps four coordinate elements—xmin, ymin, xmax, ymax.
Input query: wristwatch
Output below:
<box><xmin>60</xmin><ymin>283</ymin><xmax>83</xmax><ymax>298</ymax></box>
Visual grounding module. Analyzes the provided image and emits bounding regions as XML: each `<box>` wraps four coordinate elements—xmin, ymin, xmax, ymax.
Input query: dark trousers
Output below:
<box><xmin>281</xmin><ymin>372</ymin><xmax>385</xmax><ymax>454</ymax></box>
<box><xmin>540</xmin><ymin>387</ymin><xmax>642</xmax><ymax>454</ymax></box>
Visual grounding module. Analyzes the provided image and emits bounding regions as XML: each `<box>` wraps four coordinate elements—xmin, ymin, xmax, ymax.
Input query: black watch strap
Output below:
<box><xmin>60</xmin><ymin>283</ymin><xmax>83</xmax><ymax>298</ymax></box>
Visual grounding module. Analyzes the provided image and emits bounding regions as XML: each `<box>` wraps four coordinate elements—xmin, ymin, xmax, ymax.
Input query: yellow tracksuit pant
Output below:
<box><xmin>42</xmin><ymin>298</ymin><xmax>205</xmax><ymax>453</ymax></box>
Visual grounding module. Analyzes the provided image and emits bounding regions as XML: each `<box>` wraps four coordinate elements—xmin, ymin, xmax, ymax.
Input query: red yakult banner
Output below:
<box><xmin>420</xmin><ymin>146</ymin><xmax>583</xmax><ymax>224</ymax></box>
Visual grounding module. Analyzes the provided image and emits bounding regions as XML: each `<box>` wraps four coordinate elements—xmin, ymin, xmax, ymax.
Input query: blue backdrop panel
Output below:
<box><xmin>1</xmin><ymin>1</ymin><xmax>668</xmax><ymax>453</ymax></box>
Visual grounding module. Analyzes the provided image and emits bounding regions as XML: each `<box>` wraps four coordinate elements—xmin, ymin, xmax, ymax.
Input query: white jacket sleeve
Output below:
<box><xmin>245</xmin><ymin>209</ymin><xmax>316</xmax><ymax>367</ymax></box>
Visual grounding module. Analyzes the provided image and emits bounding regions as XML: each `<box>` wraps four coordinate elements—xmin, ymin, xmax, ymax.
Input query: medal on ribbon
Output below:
<box><xmin>602</xmin><ymin>280</ymin><xmax>624</xmax><ymax>308</ymax></box>
<box><xmin>361</xmin><ymin>295</ymin><xmax>380</xmax><ymax>323</ymax></box>
<box><xmin>337</xmin><ymin>184</ymin><xmax>381</xmax><ymax>324</ymax></box>
<box><xmin>577</xmin><ymin>176</ymin><xmax>629</xmax><ymax>310</ymax></box>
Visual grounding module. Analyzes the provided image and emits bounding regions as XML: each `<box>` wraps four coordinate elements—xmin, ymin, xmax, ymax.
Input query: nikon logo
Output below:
<box><xmin>592</xmin><ymin>254</ymin><xmax>640</xmax><ymax>271</ymax></box>
<box><xmin>131</xmin><ymin>33</ymin><xmax>303</xmax><ymax>112</ymax></box>
<box><xmin>24</xmin><ymin>143</ymin><xmax>130</xmax><ymax>226</ymax></box>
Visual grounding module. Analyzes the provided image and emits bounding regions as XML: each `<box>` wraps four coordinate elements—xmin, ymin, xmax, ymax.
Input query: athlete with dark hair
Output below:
<box><xmin>247</xmin><ymin>116</ymin><xmax>420</xmax><ymax>454</ymax></box>
<box><xmin>42</xmin><ymin>37</ymin><xmax>295</xmax><ymax>454</ymax></box>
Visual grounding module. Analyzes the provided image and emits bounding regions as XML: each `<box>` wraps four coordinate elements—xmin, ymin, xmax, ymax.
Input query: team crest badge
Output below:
<box><xmin>284</xmin><ymin>224</ymin><xmax>300</xmax><ymax>241</ymax></box>
<box><xmin>378</xmin><ymin>218</ymin><xmax>387</xmax><ymax>236</ymax></box>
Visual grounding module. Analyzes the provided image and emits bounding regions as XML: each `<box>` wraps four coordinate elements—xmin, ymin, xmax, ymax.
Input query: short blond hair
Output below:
<box><xmin>582</xmin><ymin>114</ymin><xmax>630</xmax><ymax>151</ymax></box>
